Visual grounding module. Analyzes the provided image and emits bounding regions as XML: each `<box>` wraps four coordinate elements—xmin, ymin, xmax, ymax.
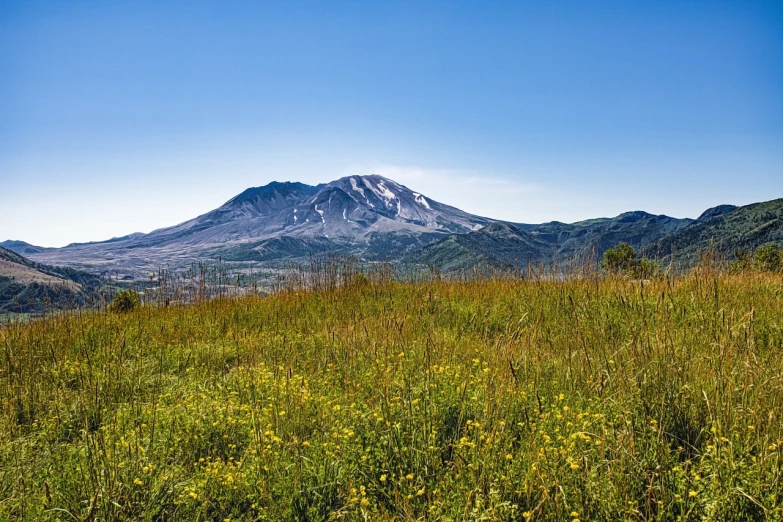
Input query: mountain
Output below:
<box><xmin>408</xmin><ymin>201</ymin><xmax>783</xmax><ymax>272</ymax></box>
<box><xmin>7</xmin><ymin>175</ymin><xmax>780</xmax><ymax>278</ymax></box>
<box><xmin>524</xmin><ymin>211</ymin><xmax>692</xmax><ymax>258</ymax></box>
<box><xmin>20</xmin><ymin>175</ymin><xmax>492</xmax><ymax>276</ymax></box>
<box><xmin>695</xmin><ymin>204</ymin><xmax>737</xmax><ymax>222</ymax></box>
<box><xmin>63</xmin><ymin>232</ymin><xmax>147</xmax><ymax>248</ymax></box>
<box><xmin>413</xmin><ymin>211</ymin><xmax>693</xmax><ymax>271</ymax></box>
<box><xmin>138</xmin><ymin>175</ymin><xmax>488</xmax><ymax>245</ymax></box>
<box><xmin>0</xmin><ymin>247</ymin><xmax>104</xmax><ymax>314</ymax></box>
<box><xmin>409</xmin><ymin>222</ymin><xmax>554</xmax><ymax>271</ymax></box>
<box><xmin>0</xmin><ymin>240</ymin><xmax>50</xmax><ymax>256</ymax></box>
<box><xmin>645</xmin><ymin>198</ymin><xmax>783</xmax><ymax>262</ymax></box>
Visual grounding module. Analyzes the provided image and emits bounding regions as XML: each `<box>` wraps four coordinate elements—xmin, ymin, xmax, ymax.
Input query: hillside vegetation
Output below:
<box><xmin>0</xmin><ymin>247</ymin><xmax>104</xmax><ymax>315</ymax></box>
<box><xmin>410</xmin><ymin>200</ymin><xmax>782</xmax><ymax>274</ymax></box>
<box><xmin>1</xmin><ymin>270</ymin><xmax>782</xmax><ymax>520</ymax></box>
<box><xmin>647</xmin><ymin>198</ymin><xmax>783</xmax><ymax>263</ymax></box>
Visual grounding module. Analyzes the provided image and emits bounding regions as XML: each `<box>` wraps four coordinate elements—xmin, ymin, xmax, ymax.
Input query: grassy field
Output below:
<box><xmin>1</xmin><ymin>269</ymin><xmax>782</xmax><ymax>521</ymax></box>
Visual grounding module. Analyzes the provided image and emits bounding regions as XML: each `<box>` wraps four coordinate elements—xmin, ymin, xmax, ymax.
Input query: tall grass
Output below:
<box><xmin>1</xmin><ymin>266</ymin><xmax>782</xmax><ymax>520</ymax></box>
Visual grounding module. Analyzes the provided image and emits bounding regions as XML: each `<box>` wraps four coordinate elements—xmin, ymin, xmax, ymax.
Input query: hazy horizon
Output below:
<box><xmin>2</xmin><ymin>1</ymin><xmax>782</xmax><ymax>247</ymax></box>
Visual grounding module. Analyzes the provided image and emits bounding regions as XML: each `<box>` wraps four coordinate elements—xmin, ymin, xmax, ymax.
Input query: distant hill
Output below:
<box><xmin>695</xmin><ymin>204</ymin><xmax>737</xmax><ymax>222</ymax></box>
<box><xmin>3</xmin><ymin>175</ymin><xmax>780</xmax><ymax>277</ymax></box>
<box><xmin>0</xmin><ymin>247</ymin><xmax>104</xmax><ymax>314</ymax></box>
<box><xmin>0</xmin><ymin>240</ymin><xmax>49</xmax><ymax>256</ymax></box>
<box><xmin>645</xmin><ymin>198</ymin><xmax>783</xmax><ymax>262</ymax></box>
<box><xmin>526</xmin><ymin>211</ymin><xmax>692</xmax><ymax>259</ymax></box>
<box><xmin>410</xmin><ymin>211</ymin><xmax>693</xmax><ymax>271</ymax></box>
<box><xmin>409</xmin><ymin>222</ymin><xmax>553</xmax><ymax>271</ymax></box>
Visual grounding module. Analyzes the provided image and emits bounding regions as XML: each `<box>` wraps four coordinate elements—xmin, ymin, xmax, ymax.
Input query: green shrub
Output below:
<box><xmin>753</xmin><ymin>242</ymin><xmax>781</xmax><ymax>272</ymax></box>
<box><xmin>729</xmin><ymin>248</ymin><xmax>753</xmax><ymax>273</ymax></box>
<box><xmin>634</xmin><ymin>257</ymin><xmax>660</xmax><ymax>279</ymax></box>
<box><xmin>601</xmin><ymin>242</ymin><xmax>637</xmax><ymax>273</ymax></box>
<box><xmin>602</xmin><ymin>242</ymin><xmax>659</xmax><ymax>278</ymax></box>
<box><xmin>109</xmin><ymin>289</ymin><xmax>140</xmax><ymax>313</ymax></box>
<box><xmin>729</xmin><ymin>243</ymin><xmax>782</xmax><ymax>273</ymax></box>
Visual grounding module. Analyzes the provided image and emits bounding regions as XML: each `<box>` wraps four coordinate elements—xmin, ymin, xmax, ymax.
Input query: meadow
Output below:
<box><xmin>1</xmin><ymin>267</ymin><xmax>782</xmax><ymax>521</ymax></box>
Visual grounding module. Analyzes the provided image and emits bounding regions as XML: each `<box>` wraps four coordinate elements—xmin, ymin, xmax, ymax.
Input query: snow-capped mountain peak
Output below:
<box><xmin>15</xmin><ymin>175</ymin><xmax>494</xmax><ymax>274</ymax></box>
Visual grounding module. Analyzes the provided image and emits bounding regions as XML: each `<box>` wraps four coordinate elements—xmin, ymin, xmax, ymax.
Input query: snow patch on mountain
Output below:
<box><xmin>413</xmin><ymin>193</ymin><xmax>431</xmax><ymax>210</ymax></box>
<box><xmin>376</xmin><ymin>180</ymin><xmax>397</xmax><ymax>202</ymax></box>
<box><xmin>350</xmin><ymin>178</ymin><xmax>365</xmax><ymax>196</ymax></box>
<box><xmin>350</xmin><ymin>177</ymin><xmax>373</xmax><ymax>207</ymax></box>
<box><xmin>363</xmin><ymin>177</ymin><xmax>395</xmax><ymax>207</ymax></box>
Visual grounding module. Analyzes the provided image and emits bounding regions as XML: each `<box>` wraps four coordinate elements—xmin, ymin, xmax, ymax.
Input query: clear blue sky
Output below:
<box><xmin>1</xmin><ymin>0</ymin><xmax>781</xmax><ymax>247</ymax></box>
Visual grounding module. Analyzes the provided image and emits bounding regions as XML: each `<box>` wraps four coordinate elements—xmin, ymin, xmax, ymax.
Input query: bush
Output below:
<box><xmin>729</xmin><ymin>248</ymin><xmax>752</xmax><ymax>273</ymax></box>
<box><xmin>601</xmin><ymin>242</ymin><xmax>637</xmax><ymax>273</ymax></box>
<box><xmin>602</xmin><ymin>243</ymin><xmax>658</xmax><ymax>278</ymax></box>
<box><xmin>729</xmin><ymin>243</ymin><xmax>782</xmax><ymax>274</ymax></box>
<box><xmin>109</xmin><ymin>289</ymin><xmax>140</xmax><ymax>313</ymax></box>
<box><xmin>753</xmin><ymin>242</ymin><xmax>781</xmax><ymax>272</ymax></box>
<box><xmin>634</xmin><ymin>257</ymin><xmax>659</xmax><ymax>279</ymax></box>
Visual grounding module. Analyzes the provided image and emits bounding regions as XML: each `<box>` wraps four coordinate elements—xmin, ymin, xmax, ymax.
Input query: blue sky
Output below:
<box><xmin>1</xmin><ymin>0</ymin><xmax>782</xmax><ymax>247</ymax></box>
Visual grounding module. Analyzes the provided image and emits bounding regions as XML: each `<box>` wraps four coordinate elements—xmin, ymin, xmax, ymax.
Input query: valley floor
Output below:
<box><xmin>1</xmin><ymin>271</ymin><xmax>782</xmax><ymax>520</ymax></box>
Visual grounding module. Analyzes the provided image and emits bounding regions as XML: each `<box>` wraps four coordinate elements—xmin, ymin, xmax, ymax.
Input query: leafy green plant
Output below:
<box><xmin>753</xmin><ymin>242</ymin><xmax>781</xmax><ymax>272</ymax></box>
<box><xmin>635</xmin><ymin>257</ymin><xmax>660</xmax><ymax>279</ymax></box>
<box><xmin>602</xmin><ymin>242</ymin><xmax>659</xmax><ymax>278</ymax></box>
<box><xmin>601</xmin><ymin>242</ymin><xmax>637</xmax><ymax>273</ymax></box>
<box><xmin>108</xmin><ymin>289</ymin><xmax>140</xmax><ymax>313</ymax></box>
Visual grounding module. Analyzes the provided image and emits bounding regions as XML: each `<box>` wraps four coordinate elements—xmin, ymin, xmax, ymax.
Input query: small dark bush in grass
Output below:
<box><xmin>602</xmin><ymin>242</ymin><xmax>659</xmax><ymax>278</ymax></box>
<box><xmin>635</xmin><ymin>257</ymin><xmax>660</xmax><ymax>279</ymax></box>
<box><xmin>729</xmin><ymin>243</ymin><xmax>782</xmax><ymax>273</ymax></box>
<box><xmin>729</xmin><ymin>247</ymin><xmax>753</xmax><ymax>273</ymax></box>
<box><xmin>601</xmin><ymin>242</ymin><xmax>637</xmax><ymax>274</ymax></box>
<box><xmin>109</xmin><ymin>289</ymin><xmax>140</xmax><ymax>313</ymax></box>
<box><xmin>754</xmin><ymin>242</ymin><xmax>781</xmax><ymax>273</ymax></box>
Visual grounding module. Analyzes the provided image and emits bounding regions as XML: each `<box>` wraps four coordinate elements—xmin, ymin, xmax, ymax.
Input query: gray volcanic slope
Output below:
<box><xmin>24</xmin><ymin>175</ymin><xmax>493</xmax><ymax>275</ymax></box>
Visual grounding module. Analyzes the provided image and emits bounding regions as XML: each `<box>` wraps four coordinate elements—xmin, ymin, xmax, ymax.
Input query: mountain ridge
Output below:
<box><xmin>644</xmin><ymin>198</ymin><xmax>783</xmax><ymax>262</ymax></box>
<box><xmin>7</xmin><ymin>175</ymin><xmax>493</xmax><ymax>275</ymax></box>
<box><xmin>3</xmin><ymin>176</ymin><xmax>781</xmax><ymax>277</ymax></box>
<box><xmin>0</xmin><ymin>247</ymin><xmax>104</xmax><ymax>314</ymax></box>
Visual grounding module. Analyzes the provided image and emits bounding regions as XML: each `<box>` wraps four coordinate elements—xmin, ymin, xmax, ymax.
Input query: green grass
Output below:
<box><xmin>1</xmin><ymin>270</ymin><xmax>782</xmax><ymax>520</ymax></box>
